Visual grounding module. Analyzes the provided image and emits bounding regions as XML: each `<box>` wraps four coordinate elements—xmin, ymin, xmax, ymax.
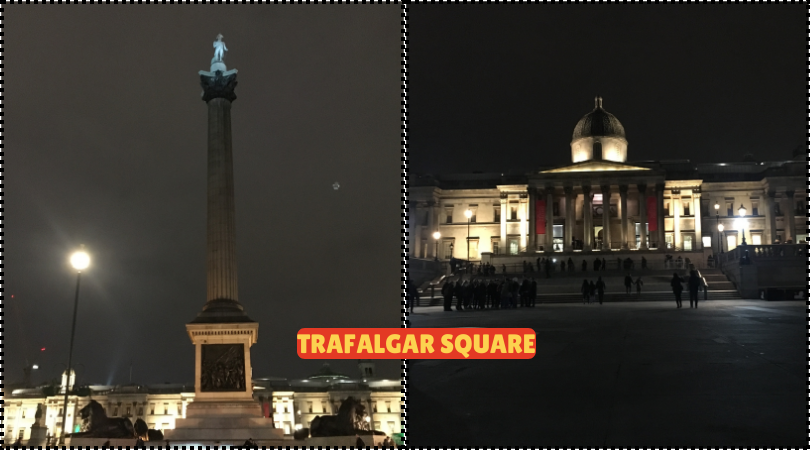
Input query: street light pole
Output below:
<box><xmin>60</xmin><ymin>248</ymin><xmax>90</xmax><ymax>445</ymax></box>
<box><xmin>714</xmin><ymin>201</ymin><xmax>720</xmax><ymax>256</ymax></box>
<box><xmin>738</xmin><ymin>204</ymin><xmax>747</xmax><ymax>246</ymax></box>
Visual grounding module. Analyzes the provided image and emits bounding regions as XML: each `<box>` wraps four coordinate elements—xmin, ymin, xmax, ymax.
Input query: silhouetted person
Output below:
<box><xmin>442</xmin><ymin>280</ymin><xmax>454</xmax><ymax>311</ymax></box>
<box><xmin>671</xmin><ymin>272</ymin><xmax>684</xmax><ymax>308</ymax></box>
<box><xmin>601</xmin><ymin>258</ymin><xmax>607</xmax><ymax>271</ymax></box>
<box><xmin>635</xmin><ymin>276</ymin><xmax>643</xmax><ymax>295</ymax></box>
<box><xmin>594</xmin><ymin>258</ymin><xmax>601</xmax><ymax>271</ymax></box>
<box><xmin>688</xmin><ymin>270</ymin><xmax>701</xmax><ymax>308</ymax></box>
<box><xmin>589</xmin><ymin>281</ymin><xmax>597</xmax><ymax>304</ymax></box>
<box><xmin>595</xmin><ymin>276</ymin><xmax>606</xmax><ymax>304</ymax></box>
<box><xmin>641</xmin><ymin>256</ymin><xmax>647</xmax><ymax>269</ymax></box>
<box><xmin>454</xmin><ymin>280</ymin><xmax>464</xmax><ymax>311</ymax></box>
<box><xmin>567</xmin><ymin>257</ymin><xmax>574</xmax><ymax>272</ymax></box>
<box><xmin>581</xmin><ymin>279</ymin><xmax>590</xmax><ymax>304</ymax></box>
<box><xmin>624</xmin><ymin>275</ymin><xmax>633</xmax><ymax>294</ymax></box>
<box><xmin>581</xmin><ymin>259</ymin><xmax>587</xmax><ymax>272</ymax></box>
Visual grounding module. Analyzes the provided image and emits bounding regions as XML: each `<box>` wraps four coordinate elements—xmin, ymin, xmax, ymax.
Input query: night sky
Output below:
<box><xmin>6</xmin><ymin>6</ymin><xmax>401</xmax><ymax>387</ymax></box>
<box><xmin>408</xmin><ymin>5</ymin><xmax>804</xmax><ymax>175</ymax></box>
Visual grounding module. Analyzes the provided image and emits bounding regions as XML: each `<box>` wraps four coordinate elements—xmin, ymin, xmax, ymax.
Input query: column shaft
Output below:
<box><xmin>619</xmin><ymin>185</ymin><xmax>629</xmax><ymax>249</ymax></box>
<box><xmin>694</xmin><ymin>193</ymin><xmax>702</xmax><ymax>250</ymax></box>
<box><xmin>673</xmin><ymin>196</ymin><xmax>681</xmax><ymax>250</ymax></box>
<box><xmin>564</xmin><ymin>186</ymin><xmax>574</xmax><ymax>252</ymax></box>
<box><xmin>785</xmin><ymin>190</ymin><xmax>796</xmax><ymax>242</ymax></box>
<box><xmin>638</xmin><ymin>184</ymin><xmax>648</xmax><ymax>250</ymax></box>
<box><xmin>601</xmin><ymin>185</ymin><xmax>612</xmax><ymax>250</ymax></box>
<box><xmin>499</xmin><ymin>197</ymin><xmax>507</xmax><ymax>253</ymax></box>
<box><xmin>207</xmin><ymin>98</ymin><xmax>239</xmax><ymax>303</ymax></box>
<box><xmin>583</xmin><ymin>185</ymin><xmax>593</xmax><ymax>252</ymax></box>
<box><xmin>546</xmin><ymin>188</ymin><xmax>555</xmax><ymax>252</ymax></box>
<box><xmin>656</xmin><ymin>184</ymin><xmax>666</xmax><ymax>248</ymax></box>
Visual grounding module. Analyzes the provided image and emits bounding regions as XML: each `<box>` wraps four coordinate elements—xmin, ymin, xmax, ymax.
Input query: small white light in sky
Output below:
<box><xmin>333</xmin><ymin>182</ymin><xmax>340</xmax><ymax>190</ymax></box>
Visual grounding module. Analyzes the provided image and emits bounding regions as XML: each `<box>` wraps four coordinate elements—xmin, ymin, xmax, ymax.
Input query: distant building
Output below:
<box><xmin>4</xmin><ymin>363</ymin><xmax>401</xmax><ymax>445</ymax></box>
<box><xmin>409</xmin><ymin>97</ymin><xmax>805</xmax><ymax>264</ymax></box>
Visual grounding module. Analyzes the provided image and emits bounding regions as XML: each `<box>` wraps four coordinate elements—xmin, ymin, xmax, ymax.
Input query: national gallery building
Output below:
<box><xmin>409</xmin><ymin>98</ymin><xmax>805</xmax><ymax>266</ymax></box>
<box><xmin>4</xmin><ymin>363</ymin><xmax>401</xmax><ymax>445</ymax></box>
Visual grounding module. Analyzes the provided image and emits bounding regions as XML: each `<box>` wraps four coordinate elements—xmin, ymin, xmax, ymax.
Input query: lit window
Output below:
<box><xmin>751</xmin><ymin>201</ymin><xmax>759</xmax><ymax>216</ymax></box>
<box><xmin>494</xmin><ymin>206</ymin><xmax>501</xmax><ymax>222</ymax></box>
<box><xmin>683</xmin><ymin>201</ymin><xmax>691</xmax><ymax>216</ymax></box>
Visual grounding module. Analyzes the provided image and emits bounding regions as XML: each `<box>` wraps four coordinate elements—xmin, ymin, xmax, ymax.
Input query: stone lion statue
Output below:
<box><xmin>68</xmin><ymin>400</ymin><xmax>136</xmax><ymax>439</ymax></box>
<box><xmin>309</xmin><ymin>397</ymin><xmax>386</xmax><ymax>437</ymax></box>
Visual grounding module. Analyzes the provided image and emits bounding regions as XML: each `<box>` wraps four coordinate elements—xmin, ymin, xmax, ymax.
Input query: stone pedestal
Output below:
<box><xmin>25</xmin><ymin>424</ymin><xmax>48</xmax><ymax>447</ymax></box>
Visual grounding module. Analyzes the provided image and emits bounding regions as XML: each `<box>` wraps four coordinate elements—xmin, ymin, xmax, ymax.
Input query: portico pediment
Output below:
<box><xmin>541</xmin><ymin>160</ymin><xmax>652</xmax><ymax>173</ymax></box>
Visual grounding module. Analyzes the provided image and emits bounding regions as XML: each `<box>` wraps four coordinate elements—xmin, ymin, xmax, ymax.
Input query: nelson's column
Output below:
<box><xmin>165</xmin><ymin>35</ymin><xmax>283</xmax><ymax>444</ymax></box>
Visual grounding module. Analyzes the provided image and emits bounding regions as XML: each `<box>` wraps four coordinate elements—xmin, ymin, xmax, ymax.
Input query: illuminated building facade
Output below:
<box><xmin>409</xmin><ymin>98</ymin><xmax>806</xmax><ymax>265</ymax></box>
<box><xmin>4</xmin><ymin>364</ymin><xmax>401</xmax><ymax>445</ymax></box>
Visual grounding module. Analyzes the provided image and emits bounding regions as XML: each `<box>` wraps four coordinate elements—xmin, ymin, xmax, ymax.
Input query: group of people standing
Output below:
<box><xmin>440</xmin><ymin>277</ymin><xmax>538</xmax><ymax>311</ymax></box>
<box><xmin>670</xmin><ymin>270</ymin><xmax>704</xmax><ymax>308</ymax></box>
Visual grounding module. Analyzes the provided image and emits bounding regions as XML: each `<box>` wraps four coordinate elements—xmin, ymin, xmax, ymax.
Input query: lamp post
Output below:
<box><xmin>464</xmin><ymin>209</ymin><xmax>473</xmax><ymax>264</ymax></box>
<box><xmin>60</xmin><ymin>247</ymin><xmax>90</xmax><ymax>444</ymax></box>
<box><xmin>718</xmin><ymin>223</ymin><xmax>725</xmax><ymax>254</ymax></box>
<box><xmin>432</xmin><ymin>231</ymin><xmax>441</xmax><ymax>260</ymax></box>
<box><xmin>714</xmin><ymin>201</ymin><xmax>720</xmax><ymax>255</ymax></box>
<box><xmin>738</xmin><ymin>204</ymin><xmax>747</xmax><ymax>245</ymax></box>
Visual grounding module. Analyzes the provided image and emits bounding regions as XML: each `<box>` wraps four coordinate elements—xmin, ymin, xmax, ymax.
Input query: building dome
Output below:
<box><xmin>572</xmin><ymin>97</ymin><xmax>626</xmax><ymax>141</ymax></box>
<box><xmin>570</xmin><ymin>97</ymin><xmax>628</xmax><ymax>163</ymax></box>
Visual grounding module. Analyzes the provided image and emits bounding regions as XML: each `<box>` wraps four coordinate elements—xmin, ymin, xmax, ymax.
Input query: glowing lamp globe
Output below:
<box><xmin>432</xmin><ymin>231</ymin><xmax>441</xmax><ymax>240</ymax></box>
<box><xmin>717</xmin><ymin>224</ymin><xmax>724</xmax><ymax>232</ymax></box>
<box><xmin>70</xmin><ymin>251</ymin><xmax>90</xmax><ymax>271</ymax></box>
<box><xmin>464</xmin><ymin>209</ymin><xmax>473</xmax><ymax>219</ymax></box>
<box><xmin>714</xmin><ymin>202</ymin><xmax>720</xmax><ymax>211</ymax></box>
<box><xmin>738</xmin><ymin>204</ymin><xmax>746</xmax><ymax>217</ymax></box>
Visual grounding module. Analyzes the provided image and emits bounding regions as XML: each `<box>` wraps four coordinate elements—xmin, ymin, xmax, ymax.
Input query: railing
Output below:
<box><xmin>717</xmin><ymin>244</ymin><xmax>806</xmax><ymax>266</ymax></box>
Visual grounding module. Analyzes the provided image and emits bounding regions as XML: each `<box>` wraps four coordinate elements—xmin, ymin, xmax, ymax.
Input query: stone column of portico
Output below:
<box><xmin>619</xmin><ymin>185</ymin><xmax>629</xmax><ymax>249</ymax></box>
<box><xmin>546</xmin><ymin>187</ymin><xmax>555</xmax><ymax>252</ymax></box>
<box><xmin>428</xmin><ymin>203</ymin><xmax>437</xmax><ymax>258</ymax></box>
<box><xmin>600</xmin><ymin>185</ymin><xmax>612</xmax><ymax>250</ymax></box>
<box><xmin>582</xmin><ymin>185</ymin><xmax>593</xmax><ymax>252</ymax></box>
<box><xmin>528</xmin><ymin>190</ymin><xmax>536</xmax><ymax>252</ymax></box>
<box><xmin>519</xmin><ymin>195</ymin><xmax>529</xmax><ymax>251</ymax></box>
<box><xmin>638</xmin><ymin>184</ymin><xmax>648</xmax><ymax>250</ymax></box>
<box><xmin>766</xmin><ymin>191</ymin><xmax>778</xmax><ymax>243</ymax></box>
<box><xmin>499</xmin><ymin>196</ymin><xmax>507</xmax><ymax>253</ymax></box>
<box><xmin>693</xmin><ymin>192</ymin><xmax>702</xmax><ymax>250</ymax></box>
<box><xmin>785</xmin><ymin>190</ymin><xmax>796</xmax><ymax>242</ymax></box>
<box><xmin>564</xmin><ymin>186</ymin><xmax>575</xmax><ymax>252</ymax></box>
<box><xmin>673</xmin><ymin>195</ymin><xmax>681</xmax><ymax>250</ymax></box>
<box><xmin>656</xmin><ymin>184</ymin><xmax>666</xmax><ymax>248</ymax></box>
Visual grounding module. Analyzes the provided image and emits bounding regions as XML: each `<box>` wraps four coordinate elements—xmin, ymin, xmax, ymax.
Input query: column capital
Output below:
<box><xmin>600</xmin><ymin>184</ymin><xmax>611</xmax><ymax>194</ymax></box>
<box><xmin>581</xmin><ymin>184</ymin><xmax>592</xmax><ymax>194</ymax></box>
<box><xmin>637</xmin><ymin>183</ymin><xmax>648</xmax><ymax>194</ymax></box>
<box><xmin>563</xmin><ymin>185</ymin><xmax>574</xmax><ymax>196</ymax></box>
<box><xmin>200</xmin><ymin>70</ymin><xmax>238</xmax><ymax>102</ymax></box>
<box><xmin>655</xmin><ymin>182</ymin><xmax>665</xmax><ymax>191</ymax></box>
<box><xmin>767</xmin><ymin>190</ymin><xmax>777</xmax><ymax>199</ymax></box>
<box><xmin>785</xmin><ymin>190</ymin><xmax>795</xmax><ymax>198</ymax></box>
<box><xmin>619</xmin><ymin>184</ymin><xmax>629</xmax><ymax>194</ymax></box>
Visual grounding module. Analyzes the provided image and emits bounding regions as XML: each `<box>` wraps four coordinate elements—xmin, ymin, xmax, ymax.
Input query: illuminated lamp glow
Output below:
<box><xmin>70</xmin><ymin>251</ymin><xmax>91</xmax><ymax>271</ymax></box>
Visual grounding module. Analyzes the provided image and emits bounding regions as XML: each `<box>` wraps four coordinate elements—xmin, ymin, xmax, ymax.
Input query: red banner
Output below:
<box><xmin>535</xmin><ymin>200</ymin><xmax>546</xmax><ymax>234</ymax></box>
<box><xmin>647</xmin><ymin>196</ymin><xmax>658</xmax><ymax>232</ymax></box>
<box><xmin>297</xmin><ymin>328</ymin><xmax>537</xmax><ymax>360</ymax></box>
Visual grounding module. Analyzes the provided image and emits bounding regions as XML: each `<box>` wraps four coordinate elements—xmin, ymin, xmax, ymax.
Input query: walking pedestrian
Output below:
<box><xmin>441</xmin><ymin>280</ymin><xmax>454</xmax><ymax>311</ymax></box>
<box><xmin>596</xmin><ymin>276</ymin><xmax>606</xmax><ymax>304</ymax></box>
<box><xmin>581</xmin><ymin>260</ymin><xmax>587</xmax><ymax>272</ymax></box>
<box><xmin>670</xmin><ymin>272</ymin><xmax>684</xmax><ymax>308</ymax></box>
<box><xmin>589</xmin><ymin>280</ymin><xmax>597</xmax><ymax>304</ymax></box>
<box><xmin>688</xmin><ymin>270</ymin><xmax>701</xmax><ymax>308</ymax></box>
<box><xmin>624</xmin><ymin>274</ymin><xmax>633</xmax><ymax>294</ymax></box>
<box><xmin>454</xmin><ymin>280</ymin><xmax>465</xmax><ymax>311</ymax></box>
<box><xmin>581</xmin><ymin>279</ymin><xmax>590</xmax><ymax>304</ymax></box>
<box><xmin>635</xmin><ymin>276</ymin><xmax>643</xmax><ymax>295</ymax></box>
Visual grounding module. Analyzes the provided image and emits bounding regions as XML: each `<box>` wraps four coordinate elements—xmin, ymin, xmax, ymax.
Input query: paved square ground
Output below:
<box><xmin>407</xmin><ymin>300</ymin><xmax>805</xmax><ymax>447</ymax></box>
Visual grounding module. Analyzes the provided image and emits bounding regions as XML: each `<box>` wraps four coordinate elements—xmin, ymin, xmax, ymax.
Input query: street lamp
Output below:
<box><xmin>738</xmin><ymin>204</ymin><xmax>747</xmax><ymax>245</ymax></box>
<box><xmin>714</xmin><ymin>201</ymin><xmax>720</xmax><ymax>254</ymax></box>
<box><xmin>432</xmin><ymin>231</ymin><xmax>441</xmax><ymax>259</ymax></box>
<box><xmin>464</xmin><ymin>209</ymin><xmax>473</xmax><ymax>263</ymax></box>
<box><xmin>717</xmin><ymin>223</ymin><xmax>725</xmax><ymax>253</ymax></box>
<box><xmin>60</xmin><ymin>246</ymin><xmax>90</xmax><ymax>444</ymax></box>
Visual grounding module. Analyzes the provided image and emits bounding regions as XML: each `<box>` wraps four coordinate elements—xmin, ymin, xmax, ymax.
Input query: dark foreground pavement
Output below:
<box><xmin>406</xmin><ymin>300</ymin><xmax>805</xmax><ymax>447</ymax></box>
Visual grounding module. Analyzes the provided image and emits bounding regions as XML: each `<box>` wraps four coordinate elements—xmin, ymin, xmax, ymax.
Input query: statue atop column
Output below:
<box><xmin>212</xmin><ymin>34</ymin><xmax>228</xmax><ymax>64</ymax></box>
